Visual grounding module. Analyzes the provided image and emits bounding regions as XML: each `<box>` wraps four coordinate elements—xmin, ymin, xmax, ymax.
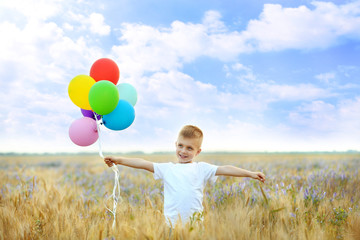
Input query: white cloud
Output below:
<box><xmin>201</xmin><ymin>116</ymin><xmax>338</xmax><ymax>152</ymax></box>
<box><xmin>315</xmin><ymin>72</ymin><xmax>336</xmax><ymax>84</ymax></box>
<box><xmin>202</xmin><ymin>97</ymin><xmax>360</xmax><ymax>152</ymax></box>
<box><xmin>338</xmin><ymin>65</ymin><xmax>359</xmax><ymax>77</ymax></box>
<box><xmin>260</xmin><ymin>83</ymin><xmax>332</xmax><ymax>101</ymax></box>
<box><xmin>314</xmin><ymin>66</ymin><xmax>360</xmax><ymax>90</ymax></box>
<box><xmin>289</xmin><ymin>98</ymin><xmax>360</xmax><ymax>134</ymax></box>
<box><xmin>338</xmin><ymin>97</ymin><xmax>360</xmax><ymax>131</ymax></box>
<box><xmin>88</xmin><ymin>13</ymin><xmax>111</xmax><ymax>35</ymax></box>
<box><xmin>66</xmin><ymin>11</ymin><xmax>111</xmax><ymax>36</ymax></box>
<box><xmin>244</xmin><ymin>1</ymin><xmax>360</xmax><ymax>51</ymax></box>
<box><xmin>0</xmin><ymin>2</ymin><xmax>109</xmax><ymax>153</ymax></box>
<box><xmin>112</xmin><ymin>23</ymin><xmax>184</xmax><ymax>75</ymax></box>
<box><xmin>0</xmin><ymin>18</ymin><xmax>101</xmax><ymax>88</ymax></box>
<box><xmin>0</xmin><ymin>0</ymin><xmax>62</xmax><ymax>21</ymax></box>
<box><xmin>113</xmin><ymin>2</ymin><xmax>360</xmax><ymax>78</ymax></box>
<box><xmin>223</xmin><ymin>62</ymin><xmax>332</xmax><ymax>102</ymax></box>
<box><xmin>231</xmin><ymin>63</ymin><xmax>251</xmax><ymax>72</ymax></box>
<box><xmin>288</xmin><ymin>100</ymin><xmax>336</xmax><ymax>131</ymax></box>
<box><xmin>202</xmin><ymin>10</ymin><xmax>227</xmax><ymax>33</ymax></box>
<box><xmin>132</xmin><ymin>70</ymin><xmax>272</xmax><ymax>121</ymax></box>
<box><xmin>62</xmin><ymin>22</ymin><xmax>74</xmax><ymax>31</ymax></box>
<box><xmin>224</xmin><ymin>62</ymin><xmax>256</xmax><ymax>83</ymax></box>
<box><xmin>111</xmin><ymin>11</ymin><xmax>251</xmax><ymax>74</ymax></box>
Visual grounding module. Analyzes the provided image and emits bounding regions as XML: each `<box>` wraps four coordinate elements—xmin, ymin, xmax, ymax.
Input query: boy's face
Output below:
<box><xmin>175</xmin><ymin>136</ymin><xmax>202</xmax><ymax>163</ymax></box>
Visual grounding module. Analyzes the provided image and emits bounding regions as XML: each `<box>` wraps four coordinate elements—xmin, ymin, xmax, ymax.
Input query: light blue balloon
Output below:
<box><xmin>117</xmin><ymin>83</ymin><xmax>137</xmax><ymax>106</ymax></box>
<box><xmin>103</xmin><ymin>100</ymin><xmax>135</xmax><ymax>131</ymax></box>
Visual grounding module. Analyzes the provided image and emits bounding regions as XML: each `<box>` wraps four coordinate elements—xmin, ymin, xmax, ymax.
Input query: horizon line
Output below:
<box><xmin>1</xmin><ymin>150</ymin><xmax>359</xmax><ymax>156</ymax></box>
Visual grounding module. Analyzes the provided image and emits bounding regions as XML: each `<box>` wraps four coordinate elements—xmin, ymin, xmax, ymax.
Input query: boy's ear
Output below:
<box><xmin>196</xmin><ymin>148</ymin><xmax>202</xmax><ymax>156</ymax></box>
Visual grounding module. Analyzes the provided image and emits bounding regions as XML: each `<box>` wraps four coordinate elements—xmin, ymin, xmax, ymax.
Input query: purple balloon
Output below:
<box><xmin>69</xmin><ymin>117</ymin><xmax>98</xmax><ymax>146</ymax></box>
<box><xmin>81</xmin><ymin>108</ymin><xmax>101</xmax><ymax>120</ymax></box>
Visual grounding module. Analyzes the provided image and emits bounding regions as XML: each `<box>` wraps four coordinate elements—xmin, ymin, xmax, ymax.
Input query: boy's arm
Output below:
<box><xmin>215</xmin><ymin>165</ymin><xmax>265</xmax><ymax>183</ymax></box>
<box><xmin>104</xmin><ymin>156</ymin><xmax>154</xmax><ymax>173</ymax></box>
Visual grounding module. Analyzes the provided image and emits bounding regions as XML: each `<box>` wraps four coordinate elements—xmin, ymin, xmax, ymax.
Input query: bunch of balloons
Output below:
<box><xmin>68</xmin><ymin>58</ymin><xmax>137</xmax><ymax>147</ymax></box>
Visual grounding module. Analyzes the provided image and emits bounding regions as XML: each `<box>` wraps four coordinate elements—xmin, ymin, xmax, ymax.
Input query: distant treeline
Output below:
<box><xmin>0</xmin><ymin>150</ymin><xmax>359</xmax><ymax>156</ymax></box>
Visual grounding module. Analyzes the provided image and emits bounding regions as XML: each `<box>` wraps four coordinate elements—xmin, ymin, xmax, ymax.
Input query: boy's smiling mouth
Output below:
<box><xmin>179</xmin><ymin>154</ymin><xmax>188</xmax><ymax>159</ymax></box>
<box><xmin>178</xmin><ymin>153</ymin><xmax>192</xmax><ymax>163</ymax></box>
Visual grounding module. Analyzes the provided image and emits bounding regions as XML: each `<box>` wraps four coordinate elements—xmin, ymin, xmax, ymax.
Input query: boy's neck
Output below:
<box><xmin>177</xmin><ymin>160</ymin><xmax>193</xmax><ymax>164</ymax></box>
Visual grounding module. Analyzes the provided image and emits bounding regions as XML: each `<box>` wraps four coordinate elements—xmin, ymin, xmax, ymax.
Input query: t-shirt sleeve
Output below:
<box><xmin>199</xmin><ymin>162</ymin><xmax>218</xmax><ymax>184</ymax></box>
<box><xmin>153</xmin><ymin>162</ymin><xmax>171</xmax><ymax>180</ymax></box>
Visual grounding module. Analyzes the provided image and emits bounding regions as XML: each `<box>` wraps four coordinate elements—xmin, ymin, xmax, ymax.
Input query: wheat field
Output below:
<box><xmin>0</xmin><ymin>153</ymin><xmax>359</xmax><ymax>240</ymax></box>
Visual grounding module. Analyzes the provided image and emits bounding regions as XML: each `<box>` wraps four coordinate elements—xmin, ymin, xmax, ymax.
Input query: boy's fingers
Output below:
<box><xmin>104</xmin><ymin>158</ymin><xmax>114</xmax><ymax>167</ymax></box>
<box><xmin>257</xmin><ymin>173</ymin><xmax>265</xmax><ymax>183</ymax></box>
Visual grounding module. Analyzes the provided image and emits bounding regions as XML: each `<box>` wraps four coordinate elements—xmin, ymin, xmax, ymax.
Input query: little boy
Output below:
<box><xmin>104</xmin><ymin>125</ymin><xmax>265</xmax><ymax>225</ymax></box>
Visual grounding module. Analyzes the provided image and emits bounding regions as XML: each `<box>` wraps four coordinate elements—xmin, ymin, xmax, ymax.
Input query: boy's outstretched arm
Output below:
<box><xmin>215</xmin><ymin>165</ymin><xmax>265</xmax><ymax>183</ymax></box>
<box><xmin>104</xmin><ymin>156</ymin><xmax>154</xmax><ymax>173</ymax></box>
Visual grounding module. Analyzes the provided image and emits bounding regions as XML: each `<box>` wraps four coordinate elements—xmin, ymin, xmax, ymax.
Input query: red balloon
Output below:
<box><xmin>90</xmin><ymin>58</ymin><xmax>120</xmax><ymax>85</ymax></box>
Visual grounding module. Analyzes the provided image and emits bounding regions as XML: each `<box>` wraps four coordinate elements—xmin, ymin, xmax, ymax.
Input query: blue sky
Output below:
<box><xmin>0</xmin><ymin>0</ymin><xmax>359</xmax><ymax>153</ymax></box>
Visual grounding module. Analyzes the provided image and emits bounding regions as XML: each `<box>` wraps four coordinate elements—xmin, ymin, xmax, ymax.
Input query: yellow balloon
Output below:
<box><xmin>68</xmin><ymin>75</ymin><xmax>96</xmax><ymax>110</ymax></box>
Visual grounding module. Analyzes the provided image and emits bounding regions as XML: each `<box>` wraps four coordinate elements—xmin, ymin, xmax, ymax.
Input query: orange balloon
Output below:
<box><xmin>90</xmin><ymin>58</ymin><xmax>120</xmax><ymax>85</ymax></box>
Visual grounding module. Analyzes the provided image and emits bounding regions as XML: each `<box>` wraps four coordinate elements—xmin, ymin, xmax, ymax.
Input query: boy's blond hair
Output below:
<box><xmin>178</xmin><ymin>125</ymin><xmax>203</xmax><ymax>147</ymax></box>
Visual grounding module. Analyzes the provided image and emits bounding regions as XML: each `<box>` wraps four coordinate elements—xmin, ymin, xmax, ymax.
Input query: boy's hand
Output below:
<box><xmin>104</xmin><ymin>156</ymin><xmax>117</xmax><ymax>167</ymax></box>
<box><xmin>251</xmin><ymin>172</ymin><xmax>266</xmax><ymax>183</ymax></box>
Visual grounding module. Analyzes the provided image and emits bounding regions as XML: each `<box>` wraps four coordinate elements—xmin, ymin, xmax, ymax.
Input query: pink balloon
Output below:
<box><xmin>69</xmin><ymin>117</ymin><xmax>98</xmax><ymax>146</ymax></box>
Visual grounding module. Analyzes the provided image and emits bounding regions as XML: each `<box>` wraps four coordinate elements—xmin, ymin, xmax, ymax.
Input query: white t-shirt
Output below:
<box><xmin>153</xmin><ymin>161</ymin><xmax>218</xmax><ymax>225</ymax></box>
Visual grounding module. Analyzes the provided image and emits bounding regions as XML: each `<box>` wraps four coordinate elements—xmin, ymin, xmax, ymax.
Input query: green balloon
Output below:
<box><xmin>117</xmin><ymin>83</ymin><xmax>138</xmax><ymax>106</ymax></box>
<box><xmin>89</xmin><ymin>80</ymin><xmax>119</xmax><ymax>115</ymax></box>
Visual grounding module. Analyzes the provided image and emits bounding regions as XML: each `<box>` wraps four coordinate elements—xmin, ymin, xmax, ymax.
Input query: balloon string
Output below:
<box><xmin>94</xmin><ymin>113</ymin><xmax>121</xmax><ymax>228</ymax></box>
